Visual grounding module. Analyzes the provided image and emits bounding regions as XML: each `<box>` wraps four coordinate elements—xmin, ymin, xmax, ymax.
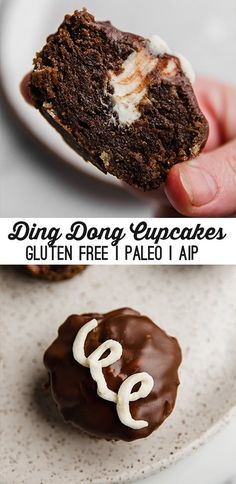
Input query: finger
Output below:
<box><xmin>165</xmin><ymin>139</ymin><xmax>236</xmax><ymax>217</ymax></box>
<box><xmin>194</xmin><ymin>78</ymin><xmax>236</xmax><ymax>152</ymax></box>
<box><xmin>20</xmin><ymin>72</ymin><xmax>33</xmax><ymax>105</ymax></box>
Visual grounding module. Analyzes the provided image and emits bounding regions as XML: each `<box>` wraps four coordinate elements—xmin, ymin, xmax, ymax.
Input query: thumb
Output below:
<box><xmin>164</xmin><ymin>139</ymin><xmax>236</xmax><ymax>217</ymax></box>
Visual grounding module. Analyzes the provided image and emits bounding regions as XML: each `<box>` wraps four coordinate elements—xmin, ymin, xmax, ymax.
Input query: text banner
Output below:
<box><xmin>0</xmin><ymin>218</ymin><xmax>235</xmax><ymax>265</ymax></box>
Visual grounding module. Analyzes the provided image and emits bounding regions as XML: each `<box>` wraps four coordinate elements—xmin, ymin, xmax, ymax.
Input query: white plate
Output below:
<box><xmin>1</xmin><ymin>265</ymin><xmax>236</xmax><ymax>483</ymax></box>
<box><xmin>1</xmin><ymin>0</ymin><xmax>236</xmax><ymax>186</ymax></box>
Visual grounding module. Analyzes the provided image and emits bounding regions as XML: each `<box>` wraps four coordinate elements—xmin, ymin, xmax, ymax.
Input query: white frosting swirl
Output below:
<box><xmin>117</xmin><ymin>372</ymin><xmax>154</xmax><ymax>429</ymax></box>
<box><xmin>72</xmin><ymin>318</ymin><xmax>97</xmax><ymax>368</ymax></box>
<box><xmin>72</xmin><ymin>319</ymin><xmax>154</xmax><ymax>430</ymax></box>
<box><xmin>88</xmin><ymin>339</ymin><xmax>122</xmax><ymax>402</ymax></box>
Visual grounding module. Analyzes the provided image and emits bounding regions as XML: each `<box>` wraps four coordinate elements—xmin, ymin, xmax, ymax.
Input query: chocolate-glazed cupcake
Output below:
<box><xmin>24</xmin><ymin>265</ymin><xmax>86</xmax><ymax>281</ymax></box>
<box><xmin>30</xmin><ymin>9</ymin><xmax>208</xmax><ymax>190</ymax></box>
<box><xmin>44</xmin><ymin>308</ymin><xmax>182</xmax><ymax>441</ymax></box>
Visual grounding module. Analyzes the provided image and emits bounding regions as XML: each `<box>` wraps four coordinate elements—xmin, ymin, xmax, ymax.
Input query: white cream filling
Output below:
<box><xmin>72</xmin><ymin>319</ymin><xmax>154</xmax><ymax>430</ymax></box>
<box><xmin>107</xmin><ymin>34</ymin><xmax>195</xmax><ymax>126</ymax></box>
<box><xmin>108</xmin><ymin>50</ymin><xmax>158</xmax><ymax>125</ymax></box>
<box><xmin>148</xmin><ymin>34</ymin><xmax>172</xmax><ymax>56</ymax></box>
<box><xmin>175</xmin><ymin>52</ymin><xmax>196</xmax><ymax>84</ymax></box>
<box><xmin>162</xmin><ymin>58</ymin><xmax>178</xmax><ymax>77</ymax></box>
<box><xmin>148</xmin><ymin>36</ymin><xmax>195</xmax><ymax>83</ymax></box>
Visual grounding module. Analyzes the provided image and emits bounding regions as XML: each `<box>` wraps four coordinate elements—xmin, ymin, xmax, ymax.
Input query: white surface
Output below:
<box><xmin>141</xmin><ymin>415</ymin><xmax>236</xmax><ymax>484</ymax></box>
<box><xmin>1</xmin><ymin>265</ymin><xmax>236</xmax><ymax>483</ymax></box>
<box><xmin>0</xmin><ymin>0</ymin><xmax>236</xmax><ymax>216</ymax></box>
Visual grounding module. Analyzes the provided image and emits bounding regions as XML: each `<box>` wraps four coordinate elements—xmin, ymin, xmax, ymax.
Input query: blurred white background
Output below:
<box><xmin>0</xmin><ymin>0</ymin><xmax>236</xmax><ymax>216</ymax></box>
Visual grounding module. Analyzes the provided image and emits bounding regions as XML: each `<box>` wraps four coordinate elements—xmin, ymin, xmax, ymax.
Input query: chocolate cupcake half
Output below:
<box><xmin>30</xmin><ymin>10</ymin><xmax>208</xmax><ymax>190</ymax></box>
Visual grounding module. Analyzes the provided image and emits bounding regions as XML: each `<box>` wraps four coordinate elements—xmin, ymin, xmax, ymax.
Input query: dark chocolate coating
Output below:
<box><xmin>24</xmin><ymin>265</ymin><xmax>86</xmax><ymax>281</ymax></box>
<box><xmin>30</xmin><ymin>10</ymin><xmax>208</xmax><ymax>190</ymax></box>
<box><xmin>44</xmin><ymin>308</ymin><xmax>182</xmax><ymax>441</ymax></box>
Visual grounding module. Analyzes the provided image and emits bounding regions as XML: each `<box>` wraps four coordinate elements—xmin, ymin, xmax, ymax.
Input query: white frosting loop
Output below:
<box><xmin>72</xmin><ymin>318</ymin><xmax>98</xmax><ymax>368</ymax></box>
<box><xmin>117</xmin><ymin>372</ymin><xmax>154</xmax><ymax>429</ymax></box>
<box><xmin>72</xmin><ymin>319</ymin><xmax>154</xmax><ymax>430</ymax></box>
<box><xmin>88</xmin><ymin>339</ymin><xmax>122</xmax><ymax>402</ymax></box>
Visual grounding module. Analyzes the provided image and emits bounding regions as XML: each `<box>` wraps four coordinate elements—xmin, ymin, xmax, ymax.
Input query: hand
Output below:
<box><xmin>165</xmin><ymin>78</ymin><xmax>236</xmax><ymax>217</ymax></box>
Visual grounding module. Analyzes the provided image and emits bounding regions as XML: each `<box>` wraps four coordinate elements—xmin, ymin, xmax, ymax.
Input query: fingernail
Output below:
<box><xmin>179</xmin><ymin>165</ymin><xmax>217</xmax><ymax>206</ymax></box>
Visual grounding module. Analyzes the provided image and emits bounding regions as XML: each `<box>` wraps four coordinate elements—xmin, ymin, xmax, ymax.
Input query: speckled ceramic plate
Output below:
<box><xmin>1</xmin><ymin>0</ymin><xmax>236</xmax><ymax>187</ymax></box>
<box><xmin>1</xmin><ymin>265</ymin><xmax>236</xmax><ymax>483</ymax></box>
